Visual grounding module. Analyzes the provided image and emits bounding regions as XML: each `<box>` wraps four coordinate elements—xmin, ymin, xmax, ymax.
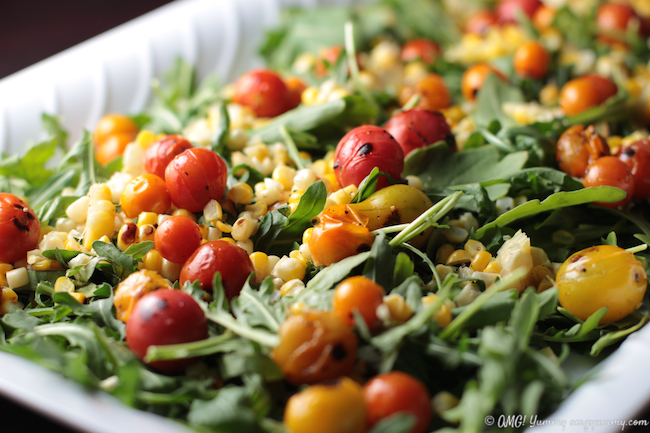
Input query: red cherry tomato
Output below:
<box><xmin>596</xmin><ymin>2</ymin><xmax>648</xmax><ymax>37</ymax></box>
<box><xmin>496</xmin><ymin>0</ymin><xmax>543</xmax><ymax>24</ymax></box>
<box><xmin>143</xmin><ymin>135</ymin><xmax>193</xmax><ymax>180</ymax></box>
<box><xmin>165</xmin><ymin>148</ymin><xmax>228</xmax><ymax>213</ymax></box>
<box><xmin>0</xmin><ymin>194</ymin><xmax>40</xmax><ymax>264</ymax></box>
<box><xmin>154</xmin><ymin>216</ymin><xmax>203</xmax><ymax>264</ymax></box>
<box><xmin>583</xmin><ymin>156</ymin><xmax>634</xmax><ymax>208</ymax></box>
<box><xmin>333</xmin><ymin>125</ymin><xmax>404</xmax><ymax>190</ymax></box>
<box><xmin>179</xmin><ymin>240</ymin><xmax>254</xmax><ymax>300</ymax></box>
<box><xmin>232</xmin><ymin>69</ymin><xmax>290</xmax><ymax>118</ymax></box>
<box><xmin>465</xmin><ymin>10</ymin><xmax>500</xmax><ymax>35</ymax></box>
<box><xmin>617</xmin><ymin>139</ymin><xmax>650</xmax><ymax>200</ymax></box>
<box><xmin>126</xmin><ymin>289</ymin><xmax>208</xmax><ymax>373</ymax></box>
<box><xmin>400</xmin><ymin>38</ymin><xmax>441</xmax><ymax>65</ymax></box>
<box><xmin>384</xmin><ymin>109</ymin><xmax>456</xmax><ymax>156</ymax></box>
<box><xmin>363</xmin><ymin>371</ymin><xmax>432</xmax><ymax>433</ymax></box>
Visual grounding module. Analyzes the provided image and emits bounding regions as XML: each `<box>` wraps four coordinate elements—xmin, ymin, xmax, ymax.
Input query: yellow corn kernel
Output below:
<box><xmin>245</xmin><ymin>201</ymin><xmax>268</xmax><ymax>219</ymax></box>
<box><xmin>280</xmin><ymin>279</ymin><xmax>305</xmax><ymax>297</ymax></box>
<box><xmin>197</xmin><ymin>224</ymin><xmax>209</xmax><ymax>240</ymax></box>
<box><xmin>136</xmin><ymin>130</ymin><xmax>159</xmax><ymax>149</ymax></box>
<box><xmin>443</xmin><ymin>225</ymin><xmax>469</xmax><ymax>244</ymax></box>
<box><xmin>236</xmin><ymin>239</ymin><xmax>254</xmax><ymax>255</ymax></box>
<box><xmin>0</xmin><ymin>264</ymin><xmax>14</xmax><ymax>287</ymax></box>
<box><xmin>117</xmin><ymin>222</ymin><xmax>138</xmax><ymax>251</ymax></box>
<box><xmin>464</xmin><ymin>239</ymin><xmax>486</xmax><ymax>257</ymax></box>
<box><xmin>161</xmin><ymin>259</ymin><xmax>182</xmax><ymax>281</ymax></box>
<box><xmin>32</xmin><ymin>260</ymin><xmax>52</xmax><ymax>271</ymax></box>
<box><xmin>54</xmin><ymin>276</ymin><xmax>75</xmax><ymax>293</ymax></box>
<box><xmin>422</xmin><ymin>294</ymin><xmax>452</xmax><ymax>327</ymax></box>
<box><xmin>271</xmin><ymin>256</ymin><xmax>306</xmax><ymax>282</ymax></box>
<box><xmin>250</xmin><ymin>252</ymin><xmax>270</xmax><ymax>281</ymax></box>
<box><xmin>143</xmin><ymin>249</ymin><xmax>164</xmax><ymax>273</ymax></box>
<box><xmin>483</xmin><ymin>260</ymin><xmax>502</xmax><ymax>274</ymax></box>
<box><xmin>384</xmin><ymin>293</ymin><xmax>413</xmax><ymax>323</ymax></box>
<box><xmin>232</xmin><ymin>214</ymin><xmax>257</xmax><ymax>241</ymax></box>
<box><xmin>84</xmin><ymin>189</ymin><xmax>116</xmax><ymax>250</ymax></box>
<box><xmin>65</xmin><ymin>238</ymin><xmax>83</xmax><ymax>252</ymax></box>
<box><xmin>432</xmin><ymin>391</ymin><xmax>460</xmax><ymax>414</ymax></box>
<box><xmin>272</xmin><ymin>166</ymin><xmax>296</xmax><ymax>191</ymax></box>
<box><xmin>446</xmin><ymin>250</ymin><xmax>472</xmax><ymax>266</ymax></box>
<box><xmin>69</xmin><ymin>292</ymin><xmax>87</xmax><ymax>303</ymax></box>
<box><xmin>137</xmin><ymin>224</ymin><xmax>156</xmax><ymax>243</ymax></box>
<box><xmin>39</xmin><ymin>225</ymin><xmax>55</xmax><ymax>240</ymax></box>
<box><xmin>217</xmin><ymin>221</ymin><xmax>233</xmax><ymax>233</ymax></box>
<box><xmin>0</xmin><ymin>288</ymin><xmax>18</xmax><ymax>315</ymax></box>
<box><xmin>289</xmin><ymin>301</ymin><xmax>307</xmax><ymax>315</ymax></box>
<box><xmin>298</xmin><ymin>243</ymin><xmax>312</xmax><ymax>262</ymax></box>
<box><xmin>137</xmin><ymin>212</ymin><xmax>158</xmax><ymax>227</ymax></box>
<box><xmin>204</xmin><ymin>199</ymin><xmax>224</xmax><ymax>225</ymax></box>
<box><xmin>66</xmin><ymin>196</ymin><xmax>90</xmax><ymax>223</ymax></box>
<box><xmin>289</xmin><ymin>249</ymin><xmax>306</xmax><ymax>264</ymax></box>
<box><xmin>539</xmin><ymin>84</ymin><xmax>559</xmax><ymax>106</ymax></box>
<box><xmin>436</xmin><ymin>244</ymin><xmax>455</xmax><ymax>264</ymax></box>
<box><xmin>301</xmin><ymin>87</ymin><xmax>320</xmax><ymax>106</ymax></box>
<box><xmin>435</xmin><ymin>264</ymin><xmax>454</xmax><ymax>280</ymax></box>
<box><xmin>221</xmin><ymin>237</ymin><xmax>236</xmax><ymax>245</ymax></box>
<box><xmin>470</xmin><ymin>251</ymin><xmax>492</xmax><ymax>272</ymax></box>
<box><xmin>302</xmin><ymin>227</ymin><xmax>314</xmax><ymax>244</ymax></box>
<box><xmin>227</xmin><ymin>182</ymin><xmax>255</xmax><ymax>205</ymax></box>
<box><xmin>172</xmin><ymin>208</ymin><xmax>196</xmax><ymax>221</ymax></box>
<box><xmin>288</xmin><ymin>190</ymin><xmax>304</xmax><ymax>205</ymax></box>
<box><xmin>207</xmin><ymin>227</ymin><xmax>221</xmax><ymax>241</ymax></box>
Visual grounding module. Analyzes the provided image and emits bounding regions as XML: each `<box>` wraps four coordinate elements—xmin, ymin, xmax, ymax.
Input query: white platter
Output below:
<box><xmin>0</xmin><ymin>1</ymin><xmax>648</xmax><ymax>432</ymax></box>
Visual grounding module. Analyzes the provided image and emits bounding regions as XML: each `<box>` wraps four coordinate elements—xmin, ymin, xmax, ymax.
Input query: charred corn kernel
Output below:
<box><xmin>280</xmin><ymin>279</ymin><xmax>305</xmax><ymax>297</ymax></box>
<box><xmin>136</xmin><ymin>130</ymin><xmax>159</xmax><ymax>149</ymax></box>
<box><xmin>435</xmin><ymin>264</ymin><xmax>454</xmax><ymax>280</ymax></box>
<box><xmin>245</xmin><ymin>201</ymin><xmax>268</xmax><ymax>219</ymax></box>
<box><xmin>203</xmin><ymin>199</ymin><xmax>224</xmax><ymax>225</ymax></box>
<box><xmin>250</xmin><ymin>252</ymin><xmax>271</xmax><ymax>281</ymax></box>
<box><xmin>231</xmin><ymin>214</ymin><xmax>257</xmax><ymax>241</ymax></box>
<box><xmin>66</xmin><ymin>196</ymin><xmax>90</xmax><ymax>223</ymax></box>
<box><xmin>384</xmin><ymin>293</ymin><xmax>413</xmax><ymax>323</ymax></box>
<box><xmin>289</xmin><ymin>301</ymin><xmax>307</xmax><ymax>315</ymax></box>
<box><xmin>464</xmin><ymin>239</ymin><xmax>486</xmax><ymax>256</ymax></box>
<box><xmin>436</xmin><ymin>244</ymin><xmax>455</xmax><ymax>264</ymax></box>
<box><xmin>0</xmin><ymin>264</ymin><xmax>12</xmax><ymax>287</ymax></box>
<box><xmin>443</xmin><ymin>225</ymin><xmax>469</xmax><ymax>244</ymax></box>
<box><xmin>56</xmin><ymin>218</ymin><xmax>76</xmax><ymax>233</ymax></box>
<box><xmin>446</xmin><ymin>249</ymin><xmax>472</xmax><ymax>266</ymax></box>
<box><xmin>272</xmin><ymin>166</ymin><xmax>296</xmax><ymax>191</ymax></box>
<box><xmin>483</xmin><ymin>260</ymin><xmax>502</xmax><ymax>274</ymax></box>
<box><xmin>422</xmin><ymin>294</ymin><xmax>452</xmax><ymax>327</ymax></box>
<box><xmin>6</xmin><ymin>267</ymin><xmax>29</xmax><ymax>289</ymax></box>
<box><xmin>0</xmin><ymin>288</ymin><xmax>18</xmax><ymax>314</ymax></box>
<box><xmin>271</xmin><ymin>256</ymin><xmax>306</xmax><ymax>282</ymax></box>
<box><xmin>143</xmin><ymin>249</ymin><xmax>163</xmax><ymax>273</ymax></box>
<box><xmin>137</xmin><ymin>224</ymin><xmax>156</xmax><ymax>243</ymax></box>
<box><xmin>114</xmin><ymin>269</ymin><xmax>170</xmax><ymax>322</ymax></box>
<box><xmin>161</xmin><ymin>259</ymin><xmax>182</xmax><ymax>281</ymax></box>
<box><xmin>236</xmin><ymin>239</ymin><xmax>254</xmax><ymax>255</ymax></box>
<box><xmin>432</xmin><ymin>391</ymin><xmax>460</xmax><ymax>414</ymax></box>
<box><xmin>470</xmin><ymin>250</ymin><xmax>492</xmax><ymax>272</ymax></box>
<box><xmin>137</xmin><ymin>212</ymin><xmax>158</xmax><ymax>227</ymax></box>
<box><xmin>117</xmin><ymin>222</ymin><xmax>138</xmax><ymax>251</ymax></box>
<box><xmin>172</xmin><ymin>208</ymin><xmax>196</xmax><ymax>221</ymax></box>
<box><xmin>227</xmin><ymin>182</ymin><xmax>254</xmax><ymax>205</ymax></box>
<box><xmin>216</xmin><ymin>221</ymin><xmax>232</xmax><ymax>233</ymax></box>
<box><xmin>54</xmin><ymin>276</ymin><xmax>75</xmax><ymax>293</ymax></box>
<box><xmin>302</xmin><ymin>227</ymin><xmax>314</xmax><ymax>244</ymax></box>
<box><xmin>32</xmin><ymin>260</ymin><xmax>52</xmax><ymax>271</ymax></box>
<box><xmin>65</xmin><ymin>238</ymin><xmax>83</xmax><ymax>252</ymax></box>
<box><xmin>69</xmin><ymin>292</ymin><xmax>87</xmax><ymax>303</ymax></box>
<box><xmin>454</xmin><ymin>282</ymin><xmax>482</xmax><ymax>307</ymax></box>
<box><xmin>298</xmin><ymin>243</ymin><xmax>312</xmax><ymax>262</ymax></box>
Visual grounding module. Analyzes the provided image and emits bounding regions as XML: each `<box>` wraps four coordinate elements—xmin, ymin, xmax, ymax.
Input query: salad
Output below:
<box><xmin>2</xmin><ymin>0</ymin><xmax>650</xmax><ymax>432</ymax></box>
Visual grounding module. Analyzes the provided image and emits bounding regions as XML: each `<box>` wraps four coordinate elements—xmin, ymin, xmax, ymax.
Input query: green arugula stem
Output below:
<box><xmin>344</xmin><ymin>22</ymin><xmax>379</xmax><ymax>112</ymax></box>
<box><xmin>145</xmin><ymin>332</ymin><xmax>235</xmax><ymax>362</ymax></box>
<box><xmin>400</xmin><ymin>242</ymin><xmax>442</xmax><ymax>291</ymax></box>
<box><xmin>205</xmin><ymin>311</ymin><xmax>280</xmax><ymax>348</ymax></box>
<box><xmin>626</xmin><ymin>244</ymin><xmax>648</xmax><ymax>254</ymax></box>
<box><xmin>279</xmin><ymin>125</ymin><xmax>305</xmax><ymax>170</ymax></box>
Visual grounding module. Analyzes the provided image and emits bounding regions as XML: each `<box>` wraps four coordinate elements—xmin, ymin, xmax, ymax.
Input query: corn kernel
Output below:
<box><xmin>137</xmin><ymin>224</ymin><xmax>156</xmax><ymax>243</ymax></box>
<box><xmin>203</xmin><ymin>199</ymin><xmax>224</xmax><ymax>225</ymax></box>
<box><xmin>232</xmin><ymin>214</ymin><xmax>258</xmax><ymax>241</ymax></box>
<box><xmin>435</xmin><ymin>244</ymin><xmax>455</xmax><ymax>264</ymax></box>
<box><xmin>446</xmin><ymin>250</ymin><xmax>472</xmax><ymax>266</ymax></box>
<box><xmin>454</xmin><ymin>282</ymin><xmax>482</xmax><ymax>306</ymax></box>
<box><xmin>220</xmin><ymin>237</ymin><xmax>236</xmax><ymax>245</ymax></box>
<box><xmin>172</xmin><ymin>208</ymin><xmax>196</xmax><ymax>221</ymax></box>
<box><xmin>32</xmin><ymin>260</ymin><xmax>52</xmax><ymax>271</ymax></box>
<box><xmin>289</xmin><ymin>302</ymin><xmax>307</xmax><ymax>315</ymax></box>
<box><xmin>298</xmin><ymin>243</ymin><xmax>312</xmax><ymax>262</ymax></box>
<box><xmin>384</xmin><ymin>293</ymin><xmax>413</xmax><ymax>323</ymax></box>
<box><xmin>245</xmin><ymin>201</ymin><xmax>268</xmax><ymax>219</ymax></box>
<box><xmin>6</xmin><ymin>267</ymin><xmax>29</xmax><ymax>289</ymax></box>
<box><xmin>143</xmin><ymin>249</ymin><xmax>164</xmax><ymax>273</ymax></box>
<box><xmin>161</xmin><ymin>259</ymin><xmax>182</xmax><ymax>281</ymax></box>
<box><xmin>483</xmin><ymin>260</ymin><xmax>502</xmax><ymax>274</ymax></box>
<box><xmin>54</xmin><ymin>276</ymin><xmax>75</xmax><ymax>293</ymax></box>
<box><xmin>421</xmin><ymin>294</ymin><xmax>452</xmax><ymax>327</ymax></box>
<box><xmin>216</xmin><ymin>221</ymin><xmax>233</xmax><ymax>233</ymax></box>
<box><xmin>0</xmin><ymin>287</ymin><xmax>18</xmax><ymax>313</ymax></box>
<box><xmin>227</xmin><ymin>182</ymin><xmax>254</xmax><ymax>205</ymax></box>
<box><xmin>56</xmin><ymin>218</ymin><xmax>77</xmax><ymax>233</ymax></box>
<box><xmin>69</xmin><ymin>292</ymin><xmax>87</xmax><ymax>303</ymax></box>
<box><xmin>432</xmin><ymin>391</ymin><xmax>460</xmax><ymax>414</ymax></box>
<box><xmin>271</xmin><ymin>256</ymin><xmax>306</xmax><ymax>282</ymax></box>
<box><xmin>302</xmin><ymin>227</ymin><xmax>314</xmax><ymax>244</ymax></box>
<box><xmin>464</xmin><ymin>239</ymin><xmax>486</xmax><ymax>256</ymax></box>
<box><xmin>207</xmin><ymin>227</ymin><xmax>221</xmax><ymax>241</ymax></box>
<box><xmin>0</xmin><ymin>264</ymin><xmax>13</xmax><ymax>287</ymax></box>
<box><xmin>66</xmin><ymin>196</ymin><xmax>90</xmax><ymax>223</ymax></box>
<box><xmin>236</xmin><ymin>239</ymin><xmax>254</xmax><ymax>255</ymax></box>
<box><xmin>136</xmin><ymin>130</ymin><xmax>159</xmax><ymax>149</ymax></box>
<box><xmin>250</xmin><ymin>252</ymin><xmax>271</xmax><ymax>281</ymax></box>
<box><xmin>470</xmin><ymin>250</ymin><xmax>492</xmax><ymax>272</ymax></box>
<box><xmin>435</xmin><ymin>264</ymin><xmax>454</xmax><ymax>280</ymax></box>
<box><xmin>280</xmin><ymin>279</ymin><xmax>306</xmax><ymax>297</ymax></box>
<box><xmin>137</xmin><ymin>212</ymin><xmax>158</xmax><ymax>227</ymax></box>
<box><xmin>65</xmin><ymin>238</ymin><xmax>83</xmax><ymax>252</ymax></box>
<box><xmin>406</xmin><ymin>175</ymin><xmax>424</xmax><ymax>190</ymax></box>
<box><xmin>272</xmin><ymin>166</ymin><xmax>296</xmax><ymax>191</ymax></box>
<box><xmin>117</xmin><ymin>222</ymin><xmax>138</xmax><ymax>251</ymax></box>
<box><xmin>443</xmin><ymin>225</ymin><xmax>469</xmax><ymax>244</ymax></box>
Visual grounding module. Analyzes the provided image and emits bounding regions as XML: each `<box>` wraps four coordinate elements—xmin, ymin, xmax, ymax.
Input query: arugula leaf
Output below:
<box><xmin>280</xmin><ymin>181</ymin><xmax>326</xmax><ymax>239</ymax></box>
<box><xmin>42</xmin><ymin>113</ymin><xmax>69</xmax><ymax>151</ymax></box>
<box><xmin>473</xmin><ymin>73</ymin><xmax>525</xmax><ymax>128</ymax></box>
<box><xmin>351</xmin><ymin>167</ymin><xmax>379</xmax><ymax>203</ymax></box>
<box><xmin>36</xmin><ymin>194</ymin><xmax>80</xmax><ymax>223</ymax></box>
<box><xmin>211</xmin><ymin>102</ymin><xmax>230</xmax><ymax>156</ymax></box>
<box><xmin>0</xmin><ymin>138</ymin><xmax>57</xmax><ymax>187</ymax></box>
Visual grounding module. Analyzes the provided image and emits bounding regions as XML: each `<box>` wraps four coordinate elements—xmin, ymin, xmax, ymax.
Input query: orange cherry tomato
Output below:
<box><xmin>556</xmin><ymin>125</ymin><xmax>610</xmax><ymax>178</ymax></box>
<box><xmin>121</xmin><ymin>174</ymin><xmax>172</xmax><ymax>219</ymax></box>
<box><xmin>399</xmin><ymin>73</ymin><xmax>452</xmax><ymax>111</ymax></box>
<box><xmin>363</xmin><ymin>371</ymin><xmax>432</xmax><ymax>433</ymax></box>
<box><xmin>559</xmin><ymin>74</ymin><xmax>617</xmax><ymax>116</ymax></box>
<box><xmin>465</xmin><ymin>10</ymin><xmax>500</xmax><ymax>35</ymax></box>
<box><xmin>285</xmin><ymin>76</ymin><xmax>307</xmax><ymax>110</ymax></box>
<box><xmin>95</xmin><ymin>132</ymin><xmax>134</xmax><ymax>166</ymax></box>
<box><xmin>583</xmin><ymin>156</ymin><xmax>634</xmax><ymax>208</ymax></box>
<box><xmin>143</xmin><ymin>135</ymin><xmax>193</xmax><ymax>180</ymax></box>
<box><xmin>532</xmin><ymin>5</ymin><xmax>556</xmax><ymax>30</ymax></box>
<box><xmin>513</xmin><ymin>41</ymin><xmax>550</xmax><ymax>79</ymax></box>
<box><xmin>461</xmin><ymin>63</ymin><xmax>507</xmax><ymax>101</ymax></box>
<box><xmin>93</xmin><ymin>113</ymin><xmax>138</xmax><ymax>146</ymax></box>
<box><xmin>0</xmin><ymin>193</ymin><xmax>40</xmax><ymax>264</ymax></box>
<box><xmin>400</xmin><ymin>38</ymin><xmax>441</xmax><ymax>65</ymax></box>
<box><xmin>154</xmin><ymin>215</ymin><xmax>203</xmax><ymax>264</ymax></box>
<box><xmin>272</xmin><ymin>310</ymin><xmax>358</xmax><ymax>385</ymax></box>
<box><xmin>333</xmin><ymin>276</ymin><xmax>385</xmax><ymax>331</ymax></box>
<box><xmin>616</xmin><ymin>139</ymin><xmax>650</xmax><ymax>199</ymax></box>
<box><xmin>232</xmin><ymin>69</ymin><xmax>290</xmax><ymax>118</ymax></box>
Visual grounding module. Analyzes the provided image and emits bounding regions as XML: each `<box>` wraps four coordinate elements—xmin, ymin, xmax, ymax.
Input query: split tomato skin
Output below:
<box><xmin>582</xmin><ymin>156</ymin><xmax>634</xmax><ymax>208</ymax></box>
<box><xmin>179</xmin><ymin>240</ymin><xmax>254</xmax><ymax>300</ymax></box>
<box><xmin>333</xmin><ymin>125</ymin><xmax>404</xmax><ymax>190</ymax></box>
<box><xmin>232</xmin><ymin>69</ymin><xmax>290</xmax><ymax>118</ymax></box>
<box><xmin>556</xmin><ymin>124</ymin><xmax>610</xmax><ymax>178</ymax></box>
<box><xmin>143</xmin><ymin>135</ymin><xmax>193</xmax><ymax>180</ymax></box>
<box><xmin>0</xmin><ymin>193</ymin><xmax>40</xmax><ymax>264</ymax></box>
<box><xmin>616</xmin><ymin>139</ymin><xmax>650</xmax><ymax>199</ymax></box>
<box><xmin>384</xmin><ymin>108</ymin><xmax>456</xmax><ymax>156</ymax></box>
<box><xmin>154</xmin><ymin>215</ymin><xmax>203</xmax><ymax>264</ymax></box>
<box><xmin>126</xmin><ymin>289</ymin><xmax>208</xmax><ymax>373</ymax></box>
<box><xmin>165</xmin><ymin>147</ymin><xmax>228</xmax><ymax>213</ymax></box>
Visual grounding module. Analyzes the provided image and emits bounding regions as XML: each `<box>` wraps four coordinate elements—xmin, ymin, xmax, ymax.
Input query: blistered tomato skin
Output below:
<box><xmin>113</xmin><ymin>270</ymin><xmax>171</xmax><ymax>323</ymax></box>
<box><xmin>165</xmin><ymin>147</ymin><xmax>228</xmax><ymax>213</ymax></box>
<box><xmin>154</xmin><ymin>215</ymin><xmax>203</xmax><ymax>264</ymax></box>
<box><xmin>400</xmin><ymin>38</ymin><xmax>441</xmax><ymax>65</ymax></box>
<box><xmin>384</xmin><ymin>109</ymin><xmax>456</xmax><ymax>155</ymax></box>
<box><xmin>143</xmin><ymin>135</ymin><xmax>193</xmax><ymax>180</ymax></box>
<box><xmin>616</xmin><ymin>139</ymin><xmax>650</xmax><ymax>199</ymax></box>
<box><xmin>284</xmin><ymin>377</ymin><xmax>366</xmax><ymax>433</ymax></box>
<box><xmin>363</xmin><ymin>371</ymin><xmax>432</xmax><ymax>433</ymax></box>
<box><xmin>0</xmin><ymin>194</ymin><xmax>40</xmax><ymax>264</ymax></box>
<box><xmin>272</xmin><ymin>310</ymin><xmax>358</xmax><ymax>385</ymax></box>
<box><xmin>556</xmin><ymin>125</ymin><xmax>610</xmax><ymax>178</ymax></box>
<box><xmin>333</xmin><ymin>276</ymin><xmax>385</xmax><ymax>331</ymax></box>
<box><xmin>232</xmin><ymin>69</ymin><xmax>290</xmax><ymax>118</ymax></box>
<box><xmin>179</xmin><ymin>240</ymin><xmax>254</xmax><ymax>300</ymax></box>
<box><xmin>126</xmin><ymin>289</ymin><xmax>208</xmax><ymax>373</ymax></box>
<box><xmin>121</xmin><ymin>174</ymin><xmax>172</xmax><ymax>219</ymax></box>
<box><xmin>582</xmin><ymin>156</ymin><xmax>634</xmax><ymax>208</ymax></box>
<box><xmin>334</xmin><ymin>125</ymin><xmax>404</xmax><ymax>190</ymax></box>
<box><xmin>556</xmin><ymin>245</ymin><xmax>647</xmax><ymax>324</ymax></box>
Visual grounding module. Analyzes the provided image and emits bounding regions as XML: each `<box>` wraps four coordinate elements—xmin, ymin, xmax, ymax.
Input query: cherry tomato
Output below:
<box><xmin>143</xmin><ymin>135</ymin><xmax>193</xmax><ymax>180</ymax></box>
<box><xmin>465</xmin><ymin>10</ymin><xmax>500</xmax><ymax>35</ymax></box>
<box><xmin>272</xmin><ymin>310</ymin><xmax>358</xmax><ymax>385</ymax></box>
<box><xmin>461</xmin><ymin>63</ymin><xmax>507</xmax><ymax>101</ymax></box>
<box><xmin>121</xmin><ymin>174</ymin><xmax>172</xmax><ymax>219</ymax></box>
<box><xmin>285</xmin><ymin>76</ymin><xmax>307</xmax><ymax>110</ymax></box>
<box><xmin>0</xmin><ymin>194</ymin><xmax>40</xmax><ymax>264</ymax></box>
<box><xmin>93</xmin><ymin>113</ymin><xmax>138</xmax><ymax>147</ymax></box>
<box><xmin>284</xmin><ymin>377</ymin><xmax>366</xmax><ymax>433</ymax></box>
<box><xmin>556</xmin><ymin>124</ymin><xmax>610</xmax><ymax>178</ymax></box>
<box><xmin>95</xmin><ymin>132</ymin><xmax>134</xmax><ymax>166</ymax></box>
<box><xmin>582</xmin><ymin>156</ymin><xmax>634</xmax><ymax>208</ymax></box>
<box><xmin>496</xmin><ymin>0</ymin><xmax>543</xmax><ymax>24</ymax></box>
<box><xmin>513</xmin><ymin>41</ymin><xmax>550</xmax><ymax>79</ymax></box>
<box><xmin>154</xmin><ymin>216</ymin><xmax>202</xmax><ymax>264</ymax></box>
<box><xmin>532</xmin><ymin>5</ymin><xmax>556</xmax><ymax>30</ymax></box>
<box><xmin>113</xmin><ymin>270</ymin><xmax>171</xmax><ymax>323</ymax></box>
<box><xmin>179</xmin><ymin>240</ymin><xmax>254</xmax><ymax>300</ymax></box>
<box><xmin>400</xmin><ymin>38</ymin><xmax>441</xmax><ymax>65</ymax></box>
<box><xmin>616</xmin><ymin>139</ymin><xmax>650</xmax><ymax>199</ymax></box>
<box><xmin>384</xmin><ymin>109</ymin><xmax>456</xmax><ymax>156</ymax></box>
<box><xmin>363</xmin><ymin>371</ymin><xmax>432</xmax><ymax>433</ymax></box>
<box><xmin>333</xmin><ymin>276</ymin><xmax>385</xmax><ymax>331</ymax></box>
<box><xmin>556</xmin><ymin>245</ymin><xmax>647</xmax><ymax>324</ymax></box>
<box><xmin>232</xmin><ymin>69</ymin><xmax>290</xmax><ymax>118</ymax></box>
<box><xmin>398</xmin><ymin>73</ymin><xmax>452</xmax><ymax>112</ymax></box>
<box><xmin>126</xmin><ymin>289</ymin><xmax>208</xmax><ymax>372</ymax></box>
<box><xmin>315</xmin><ymin>45</ymin><xmax>363</xmax><ymax>78</ymax></box>
<box><xmin>165</xmin><ymin>147</ymin><xmax>228</xmax><ymax>213</ymax></box>
<box><xmin>559</xmin><ymin>74</ymin><xmax>617</xmax><ymax>116</ymax></box>
<box><xmin>333</xmin><ymin>125</ymin><xmax>404</xmax><ymax>190</ymax></box>
<box><xmin>596</xmin><ymin>2</ymin><xmax>648</xmax><ymax>37</ymax></box>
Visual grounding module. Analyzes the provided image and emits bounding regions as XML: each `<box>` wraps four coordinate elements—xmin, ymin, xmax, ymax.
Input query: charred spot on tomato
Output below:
<box><xmin>13</xmin><ymin>216</ymin><xmax>31</xmax><ymax>232</ymax></box>
<box><xmin>331</xmin><ymin>343</ymin><xmax>348</xmax><ymax>361</ymax></box>
<box><xmin>358</xmin><ymin>143</ymin><xmax>373</xmax><ymax>156</ymax></box>
<box><xmin>620</xmin><ymin>147</ymin><xmax>636</xmax><ymax>159</ymax></box>
<box><xmin>569</xmin><ymin>254</ymin><xmax>583</xmax><ymax>263</ymax></box>
<box><xmin>139</xmin><ymin>297</ymin><xmax>169</xmax><ymax>323</ymax></box>
<box><xmin>356</xmin><ymin>243</ymin><xmax>371</xmax><ymax>253</ymax></box>
<box><xmin>310</xmin><ymin>217</ymin><xmax>320</xmax><ymax>226</ymax></box>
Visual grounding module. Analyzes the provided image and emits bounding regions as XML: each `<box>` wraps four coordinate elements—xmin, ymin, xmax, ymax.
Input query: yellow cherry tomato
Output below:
<box><xmin>284</xmin><ymin>377</ymin><xmax>366</xmax><ymax>433</ymax></box>
<box><xmin>556</xmin><ymin>245</ymin><xmax>647</xmax><ymax>324</ymax></box>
